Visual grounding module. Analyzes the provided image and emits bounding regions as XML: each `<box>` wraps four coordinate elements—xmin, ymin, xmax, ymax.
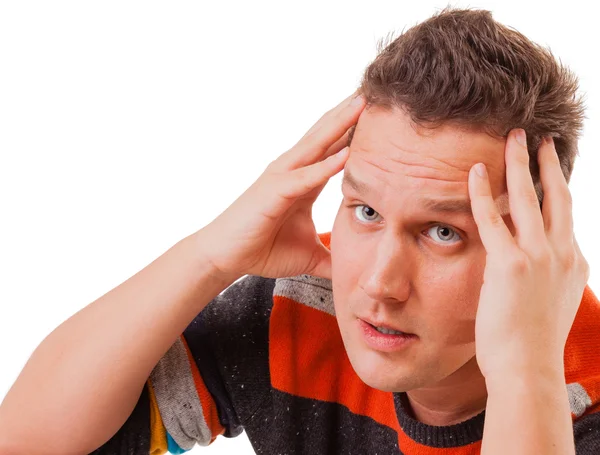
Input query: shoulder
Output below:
<box><xmin>191</xmin><ymin>274</ymin><xmax>278</xmax><ymax>332</ymax></box>
<box><xmin>567</xmin><ymin>285</ymin><xmax>600</xmax><ymax>448</ymax></box>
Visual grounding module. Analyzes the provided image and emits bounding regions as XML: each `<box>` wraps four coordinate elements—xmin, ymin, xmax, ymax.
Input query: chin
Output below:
<box><xmin>344</xmin><ymin>345</ymin><xmax>428</xmax><ymax>393</ymax></box>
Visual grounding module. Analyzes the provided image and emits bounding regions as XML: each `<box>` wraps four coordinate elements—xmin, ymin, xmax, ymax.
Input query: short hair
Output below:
<box><xmin>351</xmin><ymin>6</ymin><xmax>586</xmax><ymax>201</ymax></box>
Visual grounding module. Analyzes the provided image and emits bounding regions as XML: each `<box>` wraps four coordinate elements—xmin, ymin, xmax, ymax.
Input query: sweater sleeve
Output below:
<box><xmin>89</xmin><ymin>274</ymin><xmax>276</xmax><ymax>454</ymax></box>
<box><xmin>574</xmin><ymin>410</ymin><xmax>600</xmax><ymax>454</ymax></box>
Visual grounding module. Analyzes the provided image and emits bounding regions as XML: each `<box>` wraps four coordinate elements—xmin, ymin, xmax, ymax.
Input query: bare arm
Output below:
<box><xmin>469</xmin><ymin>132</ymin><xmax>588</xmax><ymax>454</ymax></box>
<box><xmin>0</xmin><ymin>230</ymin><xmax>237</xmax><ymax>455</ymax></box>
<box><xmin>0</xmin><ymin>92</ymin><xmax>365</xmax><ymax>455</ymax></box>
<box><xmin>482</xmin><ymin>367</ymin><xmax>575</xmax><ymax>455</ymax></box>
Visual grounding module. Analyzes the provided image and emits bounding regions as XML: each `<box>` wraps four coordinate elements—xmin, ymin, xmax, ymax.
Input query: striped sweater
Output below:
<box><xmin>92</xmin><ymin>233</ymin><xmax>600</xmax><ymax>454</ymax></box>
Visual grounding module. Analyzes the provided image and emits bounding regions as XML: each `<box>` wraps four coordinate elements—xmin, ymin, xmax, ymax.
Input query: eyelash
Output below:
<box><xmin>349</xmin><ymin>204</ymin><xmax>463</xmax><ymax>245</ymax></box>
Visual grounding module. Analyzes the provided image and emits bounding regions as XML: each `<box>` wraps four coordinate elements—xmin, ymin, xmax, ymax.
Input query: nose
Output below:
<box><xmin>358</xmin><ymin>234</ymin><xmax>412</xmax><ymax>302</ymax></box>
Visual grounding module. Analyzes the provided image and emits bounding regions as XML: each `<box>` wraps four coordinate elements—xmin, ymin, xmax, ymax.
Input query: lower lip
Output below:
<box><xmin>358</xmin><ymin>319</ymin><xmax>417</xmax><ymax>352</ymax></box>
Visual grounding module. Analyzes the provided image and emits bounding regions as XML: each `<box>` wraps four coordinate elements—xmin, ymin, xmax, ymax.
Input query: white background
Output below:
<box><xmin>0</xmin><ymin>1</ymin><xmax>598</xmax><ymax>454</ymax></box>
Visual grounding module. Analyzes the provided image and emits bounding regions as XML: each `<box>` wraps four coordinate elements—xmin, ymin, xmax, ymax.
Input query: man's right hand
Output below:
<box><xmin>200</xmin><ymin>93</ymin><xmax>366</xmax><ymax>281</ymax></box>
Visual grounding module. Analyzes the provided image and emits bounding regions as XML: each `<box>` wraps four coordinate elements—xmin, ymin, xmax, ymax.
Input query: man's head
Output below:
<box><xmin>329</xmin><ymin>7</ymin><xmax>585</xmax><ymax>392</ymax></box>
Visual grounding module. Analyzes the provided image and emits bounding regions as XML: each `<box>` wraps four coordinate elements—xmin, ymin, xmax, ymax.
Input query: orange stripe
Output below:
<box><xmin>275</xmin><ymin>242</ymin><xmax>600</xmax><ymax>448</ymax></box>
<box><xmin>565</xmin><ymin>287</ymin><xmax>600</xmax><ymax>380</ymax></box>
<box><xmin>147</xmin><ymin>379</ymin><xmax>168</xmax><ymax>455</ymax></box>
<box><xmin>269</xmin><ymin>295</ymin><xmax>400</xmax><ymax>432</ymax></box>
<box><xmin>565</xmin><ymin>286</ymin><xmax>600</xmax><ymax>419</ymax></box>
<box><xmin>180</xmin><ymin>335</ymin><xmax>226</xmax><ymax>438</ymax></box>
<box><xmin>318</xmin><ymin>232</ymin><xmax>331</xmax><ymax>249</ymax></box>
<box><xmin>270</xmin><ymin>296</ymin><xmax>488</xmax><ymax>452</ymax></box>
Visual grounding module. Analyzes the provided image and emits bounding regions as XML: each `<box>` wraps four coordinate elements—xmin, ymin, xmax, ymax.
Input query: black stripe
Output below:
<box><xmin>574</xmin><ymin>410</ymin><xmax>600</xmax><ymax>454</ymax></box>
<box><xmin>88</xmin><ymin>383</ymin><xmax>151</xmax><ymax>454</ymax></box>
<box><xmin>394</xmin><ymin>392</ymin><xmax>485</xmax><ymax>448</ymax></box>
<box><xmin>183</xmin><ymin>274</ymin><xmax>275</xmax><ymax>438</ymax></box>
<box><xmin>244</xmin><ymin>388</ymin><xmax>402</xmax><ymax>455</ymax></box>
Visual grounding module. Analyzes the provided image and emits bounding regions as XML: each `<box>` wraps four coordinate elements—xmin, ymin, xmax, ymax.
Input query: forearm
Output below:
<box><xmin>481</xmin><ymin>365</ymin><xmax>574</xmax><ymax>455</ymax></box>
<box><xmin>0</xmin><ymin>229</ymin><xmax>238</xmax><ymax>455</ymax></box>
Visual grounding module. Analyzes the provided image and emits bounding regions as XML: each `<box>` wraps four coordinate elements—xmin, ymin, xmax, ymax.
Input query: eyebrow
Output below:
<box><xmin>341</xmin><ymin>170</ymin><xmax>371</xmax><ymax>195</ymax></box>
<box><xmin>342</xmin><ymin>170</ymin><xmax>473</xmax><ymax>216</ymax></box>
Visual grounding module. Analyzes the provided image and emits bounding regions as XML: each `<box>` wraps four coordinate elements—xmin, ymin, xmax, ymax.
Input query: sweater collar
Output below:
<box><xmin>393</xmin><ymin>392</ymin><xmax>486</xmax><ymax>448</ymax></box>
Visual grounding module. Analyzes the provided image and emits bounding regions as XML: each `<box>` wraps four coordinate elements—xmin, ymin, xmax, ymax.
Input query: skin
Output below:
<box><xmin>330</xmin><ymin>101</ymin><xmax>589</xmax><ymax>453</ymax></box>
<box><xmin>0</xmin><ymin>92</ymin><xmax>587</xmax><ymax>454</ymax></box>
<box><xmin>330</xmin><ymin>105</ymin><xmax>509</xmax><ymax>424</ymax></box>
<box><xmin>469</xmin><ymin>113</ymin><xmax>589</xmax><ymax>453</ymax></box>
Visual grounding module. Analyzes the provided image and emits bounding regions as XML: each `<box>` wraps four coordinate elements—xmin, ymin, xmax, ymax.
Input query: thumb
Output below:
<box><xmin>310</xmin><ymin>244</ymin><xmax>332</xmax><ymax>280</ymax></box>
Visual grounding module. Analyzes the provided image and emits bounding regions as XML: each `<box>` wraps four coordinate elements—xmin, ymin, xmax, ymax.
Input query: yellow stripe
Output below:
<box><xmin>147</xmin><ymin>379</ymin><xmax>168</xmax><ymax>455</ymax></box>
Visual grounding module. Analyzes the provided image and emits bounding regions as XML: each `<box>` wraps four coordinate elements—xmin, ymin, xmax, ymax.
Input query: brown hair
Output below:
<box><xmin>351</xmin><ymin>6</ymin><xmax>586</xmax><ymax>200</ymax></box>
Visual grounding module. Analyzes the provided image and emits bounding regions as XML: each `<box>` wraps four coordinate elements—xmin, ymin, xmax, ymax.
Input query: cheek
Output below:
<box><xmin>331</xmin><ymin>207</ymin><xmax>358</xmax><ymax>276</ymax></box>
<box><xmin>419</xmin><ymin>255</ymin><xmax>484</xmax><ymax>344</ymax></box>
<box><xmin>331</xmin><ymin>210</ymin><xmax>363</xmax><ymax>314</ymax></box>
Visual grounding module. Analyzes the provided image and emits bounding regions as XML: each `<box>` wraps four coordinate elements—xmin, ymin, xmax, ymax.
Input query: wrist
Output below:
<box><xmin>479</xmin><ymin>342</ymin><xmax>565</xmax><ymax>381</ymax></box>
<box><xmin>189</xmin><ymin>228</ymin><xmax>244</xmax><ymax>285</ymax></box>
<box><xmin>484</xmin><ymin>361</ymin><xmax>565</xmax><ymax>393</ymax></box>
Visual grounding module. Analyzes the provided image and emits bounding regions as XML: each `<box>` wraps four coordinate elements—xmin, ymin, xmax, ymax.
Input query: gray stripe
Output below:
<box><xmin>567</xmin><ymin>382</ymin><xmax>593</xmax><ymax>417</ymax></box>
<box><xmin>150</xmin><ymin>337</ymin><xmax>212</xmax><ymax>449</ymax></box>
<box><xmin>274</xmin><ymin>274</ymin><xmax>335</xmax><ymax>316</ymax></box>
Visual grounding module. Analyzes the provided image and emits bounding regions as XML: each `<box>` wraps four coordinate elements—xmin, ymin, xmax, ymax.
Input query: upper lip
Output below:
<box><xmin>359</xmin><ymin>316</ymin><xmax>414</xmax><ymax>335</ymax></box>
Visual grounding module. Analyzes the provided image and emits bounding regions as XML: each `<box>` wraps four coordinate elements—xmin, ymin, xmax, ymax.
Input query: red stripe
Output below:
<box><xmin>269</xmin><ymin>295</ymin><xmax>400</xmax><ymax>432</ymax></box>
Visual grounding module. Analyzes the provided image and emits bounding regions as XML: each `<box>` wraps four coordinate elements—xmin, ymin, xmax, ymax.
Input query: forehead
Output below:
<box><xmin>345</xmin><ymin>106</ymin><xmax>507</xmax><ymax>200</ymax></box>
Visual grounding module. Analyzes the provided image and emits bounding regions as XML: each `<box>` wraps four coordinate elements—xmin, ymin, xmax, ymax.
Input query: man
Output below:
<box><xmin>0</xmin><ymin>6</ymin><xmax>598</xmax><ymax>455</ymax></box>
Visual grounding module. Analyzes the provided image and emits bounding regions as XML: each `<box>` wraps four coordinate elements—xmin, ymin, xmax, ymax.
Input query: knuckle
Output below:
<box><xmin>545</xmin><ymin>147</ymin><xmax>561</xmax><ymax>165</ymax></box>
<box><xmin>557</xmin><ymin>248</ymin><xmax>577</xmax><ymax>270</ymax></box>
<box><xmin>319</xmin><ymin>107</ymin><xmax>337</xmax><ymax>125</ymax></box>
<box><xmin>518</xmin><ymin>189</ymin><xmax>540</xmax><ymax>206</ymax></box>
<box><xmin>265</xmin><ymin>159</ymin><xmax>278</xmax><ymax>172</ymax></box>
<box><xmin>506</xmin><ymin>252</ymin><xmax>530</xmax><ymax>275</ymax></box>
<box><xmin>306</xmin><ymin>122</ymin><xmax>322</xmax><ymax>137</ymax></box>
<box><xmin>513</xmin><ymin>150</ymin><xmax>530</xmax><ymax>166</ymax></box>
<box><xmin>559</xmin><ymin>188</ymin><xmax>573</xmax><ymax>207</ymax></box>
<box><xmin>575</xmin><ymin>249</ymin><xmax>590</xmax><ymax>273</ymax></box>
<box><xmin>262</xmin><ymin>171</ymin><xmax>280</xmax><ymax>192</ymax></box>
<box><xmin>487</xmin><ymin>208</ymin><xmax>505</xmax><ymax>228</ymax></box>
<box><xmin>473</xmin><ymin>197</ymin><xmax>502</xmax><ymax>224</ymax></box>
<box><xmin>583</xmin><ymin>257</ymin><xmax>591</xmax><ymax>282</ymax></box>
<box><xmin>265</xmin><ymin>158</ymin><xmax>285</xmax><ymax>175</ymax></box>
<box><xmin>294</xmin><ymin>168</ymin><xmax>313</xmax><ymax>190</ymax></box>
<box><xmin>530</xmin><ymin>245</ymin><xmax>552</xmax><ymax>264</ymax></box>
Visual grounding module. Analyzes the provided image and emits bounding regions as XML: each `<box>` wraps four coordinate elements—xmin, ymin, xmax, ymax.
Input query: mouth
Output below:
<box><xmin>359</xmin><ymin>317</ymin><xmax>415</xmax><ymax>336</ymax></box>
<box><xmin>357</xmin><ymin>317</ymin><xmax>418</xmax><ymax>352</ymax></box>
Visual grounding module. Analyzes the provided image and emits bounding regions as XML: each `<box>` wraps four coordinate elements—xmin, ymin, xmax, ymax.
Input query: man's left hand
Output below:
<box><xmin>468</xmin><ymin>128</ymin><xmax>590</xmax><ymax>380</ymax></box>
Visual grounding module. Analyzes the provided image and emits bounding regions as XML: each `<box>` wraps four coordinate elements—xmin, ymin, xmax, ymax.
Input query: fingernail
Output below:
<box><xmin>515</xmin><ymin>129</ymin><xmax>527</xmax><ymax>147</ymax></box>
<box><xmin>336</xmin><ymin>147</ymin><xmax>350</xmax><ymax>159</ymax></box>
<box><xmin>474</xmin><ymin>163</ymin><xmax>487</xmax><ymax>178</ymax></box>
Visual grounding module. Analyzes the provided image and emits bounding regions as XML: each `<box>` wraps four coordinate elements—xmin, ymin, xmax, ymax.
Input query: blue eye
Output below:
<box><xmin>354</xmin><ymin>205</ymin><xmax>380</xmax><ymax>223</ymax></box>
<box><xmin>426</xmin><ymin>225</ymin><xmax>461</xmax><ymax>244</ymax></box>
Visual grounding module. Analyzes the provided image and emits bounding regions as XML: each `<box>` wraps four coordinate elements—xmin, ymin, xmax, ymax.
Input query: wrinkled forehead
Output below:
<box><xmin>350</xmin><ymin>106</ymin><xmax>506</xmax><ymax>183</ymax></box>
<box><xmin>349</xmin><ymin>106</ymin><xmax>505</xmax><ymax>170</ymax></box>
<box><xmin>345</xmin><ymin>106</ymin><xmax>509</xmax><ymax>214</ymax></box>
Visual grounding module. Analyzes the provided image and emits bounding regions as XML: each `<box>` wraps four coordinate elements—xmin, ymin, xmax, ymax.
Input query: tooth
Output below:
<box><xmin>375</xmin><ymin>326</ymin><xmax>403</xmax><ymax>335</ymax></box>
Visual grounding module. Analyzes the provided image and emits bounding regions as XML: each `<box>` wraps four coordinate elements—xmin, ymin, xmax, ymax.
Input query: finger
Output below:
<box><xmin>272</xmin><ymin>127</ymin><xmax>349</xmax><ymax>175</ymax></box>
<box><xmin>573</xmin><ymin>237</ymin><xmax>591</xmax><ymax>284</ymax></box>
<box><xmin>538</xmin><ymin>136</ymin><xmax>574</xmax><ymax>242</ymax></box>
<box><xmin>300</xmin><ymin>91</ymin><xmax>361</xmax><ymax>140</ymax></box>
<box><xmin>276</xmin><ymin>93</ymin><xmax>365</xmax><ymax>171</ymax></box>
<box><xmin>309</xmin><ymin>244</ymin><xmax>332</xmax><ymax>280</ymax></box>
<box><xmin>469</xmin><ymin>162</ymin><xmax>518</xmax><ymax>256</ymax></box>
<box><xmin>505</xmin><ymin>128</ymin><xmax>546</xmax><ymax>247</ymax></box>
<box><xmin>322</xmin><ymin>129</ymin><xmax>351</xmax><ymax>161</ymax></box>
<box><xmin>279</xmin><ymin>147</ymin><xmax>350</xmax><ymax>201</ymax></box>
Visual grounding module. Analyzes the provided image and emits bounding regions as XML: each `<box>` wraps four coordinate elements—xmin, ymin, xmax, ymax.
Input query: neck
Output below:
<box><xmin>405</xmin><ymin>356</ymin><xmax>488</xmax><ymax>426</ymax></box>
